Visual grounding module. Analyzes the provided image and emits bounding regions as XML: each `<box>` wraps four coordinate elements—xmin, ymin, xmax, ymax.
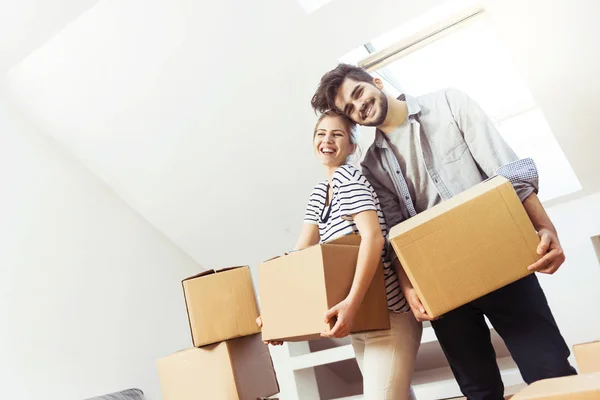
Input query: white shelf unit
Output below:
<box><xmin>289</xmin><ymin>326</ymin><xmax>438</xmax><ymax>372</ymax></box>
<box><xmin>268</xmin><ymin>318</ymin><xmax>524</xmax><ymax>400</ymax></box>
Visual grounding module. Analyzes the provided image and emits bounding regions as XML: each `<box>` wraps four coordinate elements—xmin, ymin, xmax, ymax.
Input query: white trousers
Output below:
<box><xmin>351</xmin><ymin>311</ymin><xmax>422</xmax><ymax>400</ymax></box>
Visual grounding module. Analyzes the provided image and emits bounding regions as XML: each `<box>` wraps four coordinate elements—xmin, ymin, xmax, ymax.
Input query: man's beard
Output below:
<box><xmin>361</xmin><ymin>90</ymin><xmax>388</xmax><ymax>127</ymax></box>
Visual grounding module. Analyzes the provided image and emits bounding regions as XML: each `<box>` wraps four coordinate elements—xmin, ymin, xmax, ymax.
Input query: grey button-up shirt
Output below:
<box><xmin>361</xmin><ymin>88</ymin><xmax>539</xmax><ymax>231</ymax></box>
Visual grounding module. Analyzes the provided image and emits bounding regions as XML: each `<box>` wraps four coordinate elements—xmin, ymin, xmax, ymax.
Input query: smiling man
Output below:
<box><xmin>311</xmin><ymin>64</ymin><xmax>576</xmax><ymax>400</ymax></box>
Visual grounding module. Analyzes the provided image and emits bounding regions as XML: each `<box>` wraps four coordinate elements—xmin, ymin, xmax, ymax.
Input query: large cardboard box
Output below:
<box><xmin>574</xmin><ymin>341</ymin><xmax>600</xmax><ymax>373</ymax></box>
<box><xmin>259</xmin><ymin>234</ymin><xmax>390</xmax><ymax>342</ymax></box>
<box><xmin>511</xmin><ymin>372</ymin><xmax>600</xmax><ymax>400</ymax></box>
<box><xmin>183</xmin><ymin>266</ymin><xmax>260</xmax><ymax>347</ymax></box>
<box><xmin>389</xmin><ymin>176</ymin><xmax>540</xmax><ymax>318</ymax></box>
<box><xmin>157</xmin><ymin>334</ymin><xmax>279</xmax><ymax>400</ymax></box>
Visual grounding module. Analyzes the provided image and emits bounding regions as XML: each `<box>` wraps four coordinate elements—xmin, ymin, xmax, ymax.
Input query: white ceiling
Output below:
<box><xmin>4</xmin><ymin>0</ymin><xmax>599</xmax><ymax>269</ymax></box>
<box><xmin>0</xmin><ymin>0</ymin><xmax>100</xmax><ymax>75</ymax></box>
<box><xmin>3</xmin><ymin>0</ymin><xmax>445</xmax><ymax>269</ymax></box>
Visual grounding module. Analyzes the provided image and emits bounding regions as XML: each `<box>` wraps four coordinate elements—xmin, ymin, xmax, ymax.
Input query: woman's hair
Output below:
<box><xmin>313</xmin><ymin>110</ymin><xmax>361</xmax><ymax>164</ymax></box>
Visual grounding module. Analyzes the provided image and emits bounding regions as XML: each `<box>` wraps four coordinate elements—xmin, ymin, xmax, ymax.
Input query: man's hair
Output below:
<box><xmin>311</xmin><ymin>64</ymin><xmax>375</xmax><ymax>114</ymax></box>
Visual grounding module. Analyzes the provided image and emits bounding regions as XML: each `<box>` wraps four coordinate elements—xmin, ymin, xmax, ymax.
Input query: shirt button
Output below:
<box><xmin>396</xmin><ymin>170</ymin><xmax>401</xmax><ymax>174</ymax></box>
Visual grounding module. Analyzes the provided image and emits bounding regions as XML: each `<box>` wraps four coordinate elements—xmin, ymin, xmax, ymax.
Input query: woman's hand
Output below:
<box><xmin>256</xmin><ymin>316</ymin><xmax>284</xmax><ymax>346</ymax></box>
<box><xmin>321</xmin><ymin>297</ymin><xmax>360</xmax><ymax>338</ymax></box>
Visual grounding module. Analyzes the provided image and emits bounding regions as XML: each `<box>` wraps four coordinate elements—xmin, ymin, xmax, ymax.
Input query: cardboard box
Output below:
<box><xmin>389</xmin><ymin>176</ymin><xmax>540</xmax><ymax>318</ymax></box>
<box><xmin>511</xmin><ymin>372</ymin><xmax>600</xmax><ymax>400</ymax></box>
<box><xmin>574</xmin><ymin>341</ymin><xmax>600</xmax><ymax>373</ymax></box>
<box><xmin>157</xmin><ymin>333</ymin><xmax>279</xmax><ymax>400</ymax></box>
<box><xmin>259</xmin><ymin>234</ymin><xmax>390</xmax><ymax>342</ymax></box>
<box><xmin>183</xmin><ymin>266</ymin><xmax>260</xmax><ymax>347</ymax></box>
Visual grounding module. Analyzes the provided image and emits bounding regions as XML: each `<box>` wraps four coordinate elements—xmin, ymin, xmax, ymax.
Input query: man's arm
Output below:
<box><xmin>445</xmin><ymin>88</ymin><xmax>539</xmax><ymax>202</ymax></box>
<box><xmin>446</xmin><ymin>88</ymin><xmax>564</xmax><ymax>274</ymax></box>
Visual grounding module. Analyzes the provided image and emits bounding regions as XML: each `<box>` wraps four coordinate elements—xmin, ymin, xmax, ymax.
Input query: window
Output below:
<box><xmin>341</xmin><ymin>2</ymin><xmax>581</xmax><ymax>202</ymax></box>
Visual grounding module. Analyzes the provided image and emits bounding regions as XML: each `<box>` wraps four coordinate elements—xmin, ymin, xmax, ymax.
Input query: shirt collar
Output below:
<box><xmin>374</xmin><ymin>93</ymin><xmax>421</xmax><ymax>148</ymax></box>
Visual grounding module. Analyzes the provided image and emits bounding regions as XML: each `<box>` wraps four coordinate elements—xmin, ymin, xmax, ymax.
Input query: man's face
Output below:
<box><xmin>334</xmin><ymin>78</ymin><xmax>388</xmax><ymax>127</ymax></box>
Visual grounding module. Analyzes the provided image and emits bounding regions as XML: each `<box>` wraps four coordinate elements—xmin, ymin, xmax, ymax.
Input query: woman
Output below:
<box><xmin>260</xmin><ymin>110</ymin><xmax>422</xmax><ymax>399</ymax></box>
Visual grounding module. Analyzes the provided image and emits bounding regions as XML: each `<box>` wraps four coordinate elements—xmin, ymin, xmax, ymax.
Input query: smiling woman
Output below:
<box><xmin>312</xmin><ymin>110</ymin><xmax>360</xmax><ymax>167</ymax></box>
<box><xmin>263</xmin><ymin>110</ymin><xmax>421</xmax><ymax>400</ymax></box>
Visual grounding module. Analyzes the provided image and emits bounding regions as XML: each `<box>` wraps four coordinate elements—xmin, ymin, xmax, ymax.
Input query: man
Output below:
<box><xmin>311</xmin><ymin>64</ymin><xmax>576</xmax><ymax>400</ymax></box>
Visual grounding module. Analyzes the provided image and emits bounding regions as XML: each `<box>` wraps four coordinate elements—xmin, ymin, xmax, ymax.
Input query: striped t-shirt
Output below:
<box><xmin>304</xmin><ymin>164</ymin><xmax>409</xmax><ymax>313</ymax></box>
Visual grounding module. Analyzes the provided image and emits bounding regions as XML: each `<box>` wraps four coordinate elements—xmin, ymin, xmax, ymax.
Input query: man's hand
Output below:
<box><xmin>256</xmin><ymin>316</ymin><xmax>283</xmax><ymax>346</ymax></box>
<box><xmin>321</xmin><ymin>297</ymin><xmax>359</xmax><ymax>338</ymax></box>
<box><xmin>527</xmin><ymin>228</ymin><xmax>566</xmax><ymax>274</ymax></box>
<box><xmin>404</xmin><ymin>287</ymin><xmax>435</xmax><ymax>322</ymax></box>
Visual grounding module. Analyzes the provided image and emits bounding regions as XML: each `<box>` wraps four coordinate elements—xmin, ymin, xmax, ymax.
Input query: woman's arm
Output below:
<box><xmin>322</xmin><ymin>210</ymin><xmax>384</xmax><ymax>338</ymax></box>
<box><xmin>293</xmin><ymin>223</ymin><xmax>320</xmax><ymax>251</ymax></box>
<box><xmin>347</xmin><ymin>210</ymin><xmax>385</xmax><ymax>306</ymax></box>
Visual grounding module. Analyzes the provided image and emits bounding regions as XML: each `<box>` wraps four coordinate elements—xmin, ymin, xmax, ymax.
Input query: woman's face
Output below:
<box><xmin>313</xmin><ymin>115</ymin><xmax>356</xmax><ymax>168</ymax></box>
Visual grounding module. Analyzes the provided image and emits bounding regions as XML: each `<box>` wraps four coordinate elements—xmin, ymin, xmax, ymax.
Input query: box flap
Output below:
<box><xmin>182</xmin><ymin>269</ymin><xmax>215</xmax><ymax>282</ymax></box>
<box><xmin>262</xmin><ymin>255</ymin><xmax>281</xmax><ymax>263</ymax></box>
<box><xmin>217</xmin><ymin>266</ymin><xmax>247</xmax><ymax>273</ymax></box>
<box><xmin>511</xmin><ymin>372</ymin><xmax>600</xmax><ymax>399</ymax></box>
<box><xmin>182</xmin><ymin>266</ymin><xmax>247</xmax><ymax>282</ymax></box>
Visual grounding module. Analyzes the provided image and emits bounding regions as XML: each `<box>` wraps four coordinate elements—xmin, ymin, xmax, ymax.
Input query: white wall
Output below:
<box><xmin>0</xmin><ymin>98</ymin><xmax>201</xmax><ymax>400</ymax></box>
<box><xmin>540</xmin><ymin>192</ymin><xmax>600</xmax><ymax>354</ymax></box>
<box><xmin>483</xmin><ymin>0</ymin><xmax>600</xmax><ymax>198</ymax></box>
<box><xmin>481</xmin><ymin>0</ymin><xmax>600</xmax><ymax>353</ymax></box>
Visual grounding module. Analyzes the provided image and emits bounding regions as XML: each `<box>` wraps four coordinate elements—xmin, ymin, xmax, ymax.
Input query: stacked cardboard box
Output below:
<box><xmin>157</xmin><ymin>267</ymin><xmax>279</xmax><ymax>400</ymax></box>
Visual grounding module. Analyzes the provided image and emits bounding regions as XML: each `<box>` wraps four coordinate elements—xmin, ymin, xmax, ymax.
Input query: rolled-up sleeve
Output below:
<box><xmin>445</xmin><ymin>88</ymin><xmax>540</xmax><ymax>202</ymax></box>
<box><xmin>495</xmin><ymin>158</ymin><xmax>539</xmax><ymax>201</ymax></box>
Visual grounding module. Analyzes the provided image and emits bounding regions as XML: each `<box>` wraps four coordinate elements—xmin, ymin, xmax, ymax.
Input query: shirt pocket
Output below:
<box><xmin>434</xmin><ymin>121</ymin><xmax>468</xmax><ymax>164</ymax></box>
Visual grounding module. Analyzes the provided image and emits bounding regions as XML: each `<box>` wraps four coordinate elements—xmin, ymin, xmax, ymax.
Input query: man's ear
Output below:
<box><xmin>373</xmin><ymin>77</ymin><xmax>384</xmax><ymax>90</ymax></box>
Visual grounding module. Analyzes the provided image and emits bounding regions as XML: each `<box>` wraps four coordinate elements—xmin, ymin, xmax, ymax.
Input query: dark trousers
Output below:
<box><xmin>431</xmin><ymin>274</ymin><xmax>576</xmax><ymax>400</ymax></box>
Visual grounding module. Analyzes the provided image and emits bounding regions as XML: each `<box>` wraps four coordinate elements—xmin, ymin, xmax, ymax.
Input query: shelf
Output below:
<box><xmin>290</xmin><ymin>326</ymin><xmax>438</xmax><ymax>371</ymax></box>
